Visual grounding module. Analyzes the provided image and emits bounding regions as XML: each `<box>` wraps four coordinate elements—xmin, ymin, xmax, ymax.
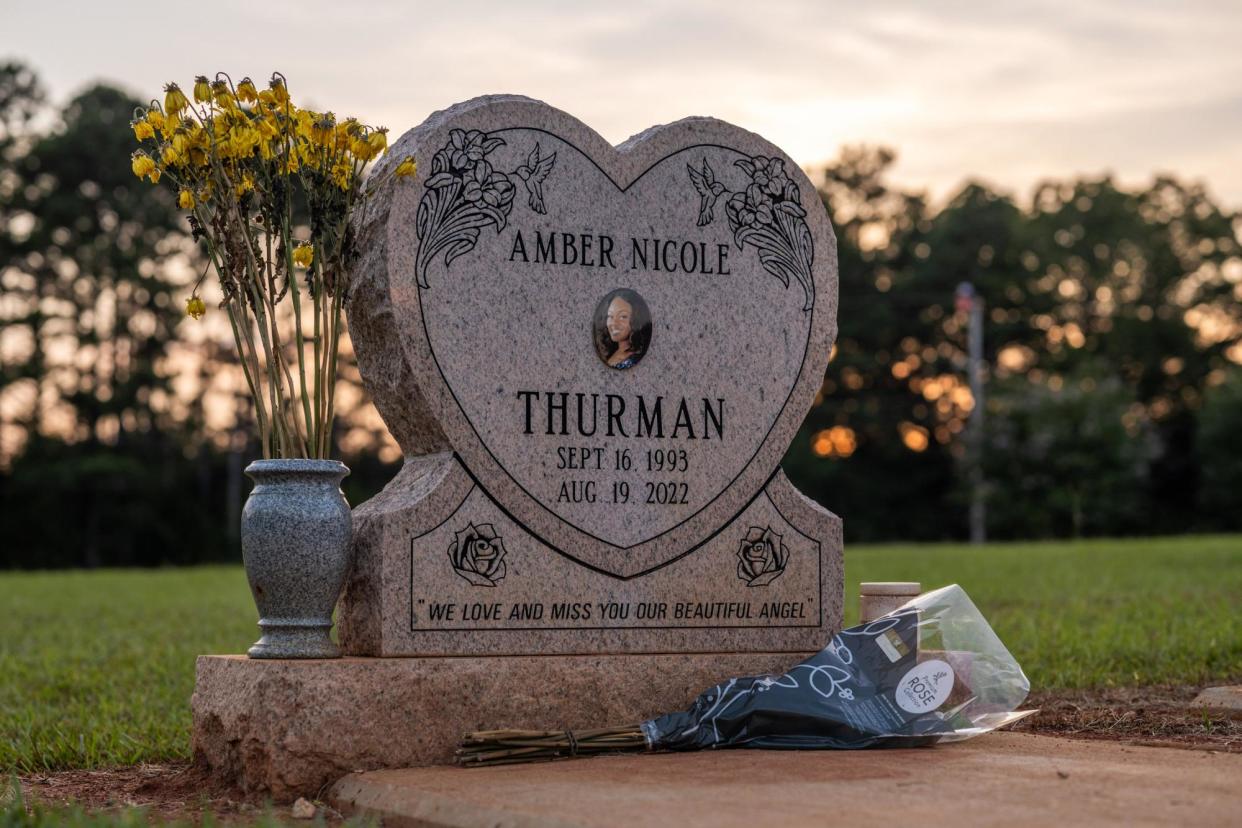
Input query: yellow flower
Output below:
<box><xmin>269</xmin><ymin>76</ymin><xmax>290</xmax><ymax>105</ymax></box>
<box><xmin>367</xmin><ymin>128</ymin><xmax>388</xmax><ymax>156</ymax></box>
<box><xmin>132</xmin><ymin>119</ymin><xmax>155</xmax><ymax>141</ymax></box>
<box><xmin>131</xmin><ymin>152</ymin><xmax>156</xmax><ymax>179</ymax></box>
<box><xmin>162</xmin><ymin>144</ymin><xmax>182</xmax><ymax>166</ymax></box>
<box><xmin>186</xmin><ymin>122</ymin><xmax>208</xmax><ymax>147</ymax></box>
<box><xmin>160</xmin><ymin>111</ymin><xmax>181</xmax><ymax>138</ymax></box>
<box><xmin>295</xmin><ymin>109</ymin><xmax>314</xmax><ymax>141</ymax></box>
<box><xmin>149</xmin><ymin>168</ymin><xmax>161</xmax><ymax>184</ymax></box>
<box><xmin>212</xmin><ymin>80</ymin><xmax>237</xmax><ymax>111</ymax></box>
<box><xmin>193</xmin><ymin>76</ymin><xmax>212</xmax><ymax>104</ymax></box>
<box><xmin>348</xmin><ymin>132</ymin><xmax>373</xmax><ymax>161</ymax></box>
<box><xmin>292</xmin><ymin>243</ymin><xmax>314</xmax><ymax>269</ymax></box>
<box><xmin>210</xmin><ymin>115</ymin><xmax>229</xmax><ymax>142</ymax></box>
<box><xmin>185</xmin><ymin>295</ymin><xmax>207</xmax><ymax>320</ymax></box>
<box><xmin>236</xmin><ymin>77</ymin><xmax>259</xmax><ymax>103</ymax></box>
<box><xmin>394</xmin><ymin>156</ymin><xmax>417</xmax><ymax>178</ymax></box>
<box><xmin>235</xmin><ymin>172</ymin><xmax>256</xmax><ymax>196</ymax></box>
<box><xmin>229</xmin><ymin>123</ymin><xmax>260</xmax><ymax>156</ymax></box>
<box><xmin>164</xmin><ymin>83</ymin><xmax>189</xmax><ymax>113</ymax></box>
<box><xmin>179</xmin><ymin>189</ymin><xmax>195</xmax><ymax>209</ymax></box>
<box><xmin>256</xmin><ymin>116</ymin><xmax>279</xmax><ymax>142</ymax></box>
<box><xmin>311</xmin><ymin>114</ymin><xmax>335</xmax><ymax>147</ymax></box>
<box><xmin>330</xmin><ymin>161</ymin><xmax>351</xmax><ymax>190</ymax></box>
<box><xmin>147</xmin><ymin>110</ymin><xmax>165</xmax><ymax>131</ymax></box>
<box><xmin>338</xmin><ymin>118</ymin><xmax>361</xmax><ymax>140</ymax></box>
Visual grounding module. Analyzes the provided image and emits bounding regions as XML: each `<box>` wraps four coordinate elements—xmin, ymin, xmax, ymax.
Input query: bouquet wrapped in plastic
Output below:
<box><xmin>459</xmin><ymin>585</ymin><xmax>1034</xmax><ymax>765</ymax></box>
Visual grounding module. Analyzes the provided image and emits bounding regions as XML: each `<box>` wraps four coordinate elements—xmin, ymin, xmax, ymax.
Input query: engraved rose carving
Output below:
<box><xmin>736</xmin><ymin>526</ymin><xmax>789</xmax><ymax>587</ymax></box>
<box><xmin>448</xmin><ymin>522</ymin><xmax>508</xmax><ymax>587</ymax></box>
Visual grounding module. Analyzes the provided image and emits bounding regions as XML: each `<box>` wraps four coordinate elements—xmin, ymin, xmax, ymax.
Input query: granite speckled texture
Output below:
<box><xmin>240</xmin><ymin>460</ymin><xmax>352</xmax><ymax>659</ymax></box>
<box><xmin>341</xmin><ymin>96</ymin><xmax>844</xmax><ymax>656</ymax></box>
<box><xmin>191</xmin><ymin>652</ymin><xmax>802</xmax><ymax>801</ymax></box>
<box><xmin>339</xmin><ymin>453</ymin><xmax>841</xmax><ymax>656</ymax></box>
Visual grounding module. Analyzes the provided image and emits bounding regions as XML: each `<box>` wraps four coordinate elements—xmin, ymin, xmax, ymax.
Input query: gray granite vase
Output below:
<box><xmin>241</xmin><ymin>459</ymin><xmax>351</xmax><ymax>659</ymax></box>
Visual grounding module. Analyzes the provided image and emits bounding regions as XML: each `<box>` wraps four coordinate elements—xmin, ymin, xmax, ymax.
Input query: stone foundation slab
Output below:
<box><xmin>191</xmin><ymin>652</ymin><xmax>801</xmax><ymax>801</ymax></box>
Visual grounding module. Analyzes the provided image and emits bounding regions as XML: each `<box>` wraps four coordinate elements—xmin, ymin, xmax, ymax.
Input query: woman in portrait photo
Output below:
<box><xmin>593</xmin><ymin>288</ymin><xmax>652</xmax><ymax>370</ymax></box>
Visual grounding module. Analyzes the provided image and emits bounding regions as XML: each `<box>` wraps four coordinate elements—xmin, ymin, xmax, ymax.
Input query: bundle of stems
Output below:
<box><xmin>457</xmin><ymin>725</ymin><xmax>648</xmax><ymax>767</ymax></box>
<box><xmin>130</xmin><ymin>72</ymin><xmax>417</xmax><ymax>458</ymax></box>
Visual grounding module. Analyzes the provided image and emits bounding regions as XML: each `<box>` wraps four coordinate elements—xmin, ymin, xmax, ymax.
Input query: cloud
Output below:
<box><xmin>8</xmin><ymin>0</ymin><xmax>1241</xmax><ymax>204</ymax></box>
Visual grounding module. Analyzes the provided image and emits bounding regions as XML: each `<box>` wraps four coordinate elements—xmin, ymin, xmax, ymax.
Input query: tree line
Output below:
<box><xmin>786</xmin><ymin>147</ymin><xmax>1242</xmax><ymax>540</ymax></box>
<box><xmin>1</xmin><ymin>62</ymin><xmax>1240</xmax><ymax>567</ymax></box>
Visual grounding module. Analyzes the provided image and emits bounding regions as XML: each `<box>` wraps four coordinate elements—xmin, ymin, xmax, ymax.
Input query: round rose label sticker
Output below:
<box><xmin>895</xmin><ymin>659</ymin><xmax>955</xmax><ymax>714</ymax></box>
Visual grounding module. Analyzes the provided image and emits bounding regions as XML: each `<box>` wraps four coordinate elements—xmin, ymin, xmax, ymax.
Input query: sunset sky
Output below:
<box><xmin>6</xmin><ymin>0</ymin><xmax>1242</xmax><ymax>206</ymax></box>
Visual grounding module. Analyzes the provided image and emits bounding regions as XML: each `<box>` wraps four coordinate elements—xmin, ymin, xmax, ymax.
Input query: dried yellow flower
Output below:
<box><xmin>132</xmin><ymin>119</ymin><xmax>155</xmax><ymax>141</ymax></box>
<box><xmin>161</xmin><ymin>111</ymin><xmax>181</xmax><ymax>138</ymax></box>
<box><xmin>237</xmin><ymin>77</ymin><xmax>259</xmax><ymax>103</ymax></box>
<box><xmin>179</xmin><ymin>189</ymin><xmax>195</xmax><ymax>209</ymax></box>
<box><xmin>366</xmin><ymin>128</ymin><xmax>388</xmax><ymax>156</ymax></box>
<box><xmin>193</xmin><ymin>76</ymin><xmax>212</xmax><ymax>104</ymax></box>
<box><xmin>394</xmin><ymin>156</ymin><xmax>417</xmax><ymax>178</ymax></box>
<box><xmin>212</xmin><ymin>80</ymin><xmax>237</xmax><ymax>111</ymax></box>
<box><xmin>164</xmin><ymin>83</ymin><xmax>189</xmax><ymax>113</ymax></box>
<box><xmin>229</xmin><ymin>123</ymin><xmax>260</xmax><ymax>157</ymax></box>
<box><xmin>292</xmin><ymin>243</ymin><xmax>314</xmax><ymax>269</ymax></box>
<box><xmin>185</xmin><ymin>295</ymin><xmax>207</xmax><ymax>320</ymax></box>
<box><xmin>350</xmin><ymin>135</ymin><xmax>375</xmax><ymax>161</ymax></box>
<box><xmin>330</xmin><ymin>161</ymin><xmax>351</xmax><ymax>190</ymax></box>
<box><xmin>269</xmin><ymin>76</ymin><xmax>290</xmax><ymax>105</ymax></box>
<box><xmin>235</xmin><ymin>172</ymin><xmax>256</xmax><ymax>196</ymax></box>
<box><xmin>131</xmin><ymin>153</ymin><xmax>156</xmax><ymax>179</ymax></box>
<box><xmin>311</xmin><ymin>114</ymin><xmax>335</xmax><ymax>147</ymax></box>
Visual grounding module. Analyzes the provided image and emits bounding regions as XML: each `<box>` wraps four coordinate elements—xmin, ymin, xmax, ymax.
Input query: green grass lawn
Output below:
<box><xmin>1</xmin><ymin>535</ymin><xmax>1240</xmax><ymax>775</ymax></box>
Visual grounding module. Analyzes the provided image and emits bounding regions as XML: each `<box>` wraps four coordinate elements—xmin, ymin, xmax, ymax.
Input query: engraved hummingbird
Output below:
<box><xmin>687</xmin><ymin>157</ymin><xmax>727</xmax><ymax>226</ymax></box>
<box><xmin>515</xmin><ymin>143</ymin><xmax>557</xmax><ymax>214</ymax></box>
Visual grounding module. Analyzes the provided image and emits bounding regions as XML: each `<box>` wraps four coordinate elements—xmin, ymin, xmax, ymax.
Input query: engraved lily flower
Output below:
<box><xmin>727</xmin><ymin>186</ymin><xmax>774</xmax><ymax>228</ymax></box>
<box><xmin>725</xmin><ymin>154</ymin><xmax>807</xmax><ymax>231</ymax></box>
<box><xmin>415</xmin><ymin>129</ymin><xmax>538</xmax><ymax>286</ymax></box>
<box><xmin>752</xmin><ymin>156</ymin><xmax>790</xmax><ymax>199</ymax></box>
<box><xmin>461</xmin><ymin>159</ymin><xmax>514</xmax><ymax>208</ymax></box>
<box><xmin>449</xmin><ymin>128</ymin><xmax>489</xmax><ymax>172</ymax></box>
<box><xmin>690</xmin><ymin>151</ymin><xmax>815</xmax><ymax>310</ymax></box>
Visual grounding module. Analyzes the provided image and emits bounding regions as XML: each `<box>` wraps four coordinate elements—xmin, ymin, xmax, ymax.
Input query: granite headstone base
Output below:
<box><xmin>338</xmin><ymin>453</ymin><xmax>843</xmax><ymax>657</ymax></box>
<box><xmin>190</xmin><ymin>652</ymin><xmax>803</xmax><ymax>801</ymax></box>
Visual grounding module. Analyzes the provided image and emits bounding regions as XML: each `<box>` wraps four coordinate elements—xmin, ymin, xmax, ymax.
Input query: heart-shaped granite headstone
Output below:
<box><xmin>349</xmin><ymin>96</ymin><xmax>837</xmax><ymax>579</ymax></box>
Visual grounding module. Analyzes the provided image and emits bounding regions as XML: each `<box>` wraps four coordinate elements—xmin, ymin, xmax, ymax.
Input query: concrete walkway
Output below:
<box><xmin>330</xmin><ymin>733</ymin><xmax>1241</xmax><ymax>827</ymax></box>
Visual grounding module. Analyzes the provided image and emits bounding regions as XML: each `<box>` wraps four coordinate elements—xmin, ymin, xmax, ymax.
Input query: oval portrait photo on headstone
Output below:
<box><xmin>593</xmin><ymin>288</ymin><xmax>652</xmax><ymax>370</ymax></box>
